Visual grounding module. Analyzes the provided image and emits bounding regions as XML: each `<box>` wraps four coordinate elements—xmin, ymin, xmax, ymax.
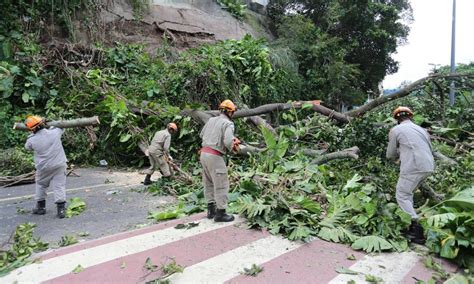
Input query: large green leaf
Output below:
<box><xmin>295</xmin><ymin>196</ymin><xmax>321</xmax><ymax>214</ymax></box>
<box><xmin>65</xmin><ymin>197</ymin><xmax>86</xmax><ymax>218</ymax></box>
<box><xmin>260</xmin><ymin>126</ymin><xmax>276</xmax><ymax>148</ymax></box>
<box><xmin>440</xmin><ymin>236</ymin><xmax>459</xmax><ymax>259</ymax></box>
<box><xmin>318</xmin><ymin>227</ymin><xmax>358</xmax><ymax>243</ymax></box>
<box><xmin>288</xmin><ymin>223</ymin><xmax>312</xmax><ymax>240</ymax></box>
<box><xmin>444</xmin><ymin>186</ymin><xmax>474</xmax><ymax>211</ymax></box>
<box><xmin>351</xmin><ymin>235</ymin><xmax>393</xmax><ymax>253</ymax></box>
<box><xmin>342</xmin><ymin>174</ymin><xmax>363</xmax><ymax>191</ymax></box>
<box><xmin>427</xmin><ymin>213</ymin><xmax>457</xmax><ymax>228</ymax></box>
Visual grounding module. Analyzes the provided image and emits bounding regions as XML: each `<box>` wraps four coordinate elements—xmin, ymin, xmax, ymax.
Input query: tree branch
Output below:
<box><xmin>345</xmin><ymin>73</ymin><xmax>473</xmax><ymax>118</ymax></box>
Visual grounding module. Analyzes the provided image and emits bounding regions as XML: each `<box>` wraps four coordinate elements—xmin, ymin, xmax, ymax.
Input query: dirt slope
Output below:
<box><xmin>95</xmin><ymin>0</ymin><xmax>272</xmax><ymax>52</ymax></box>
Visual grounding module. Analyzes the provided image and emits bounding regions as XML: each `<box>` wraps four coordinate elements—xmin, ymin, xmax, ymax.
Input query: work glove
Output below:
<box><xmin>232</xmin><ymin>137</ymin><xmax>241</xmax><ymax>152</ymax></box>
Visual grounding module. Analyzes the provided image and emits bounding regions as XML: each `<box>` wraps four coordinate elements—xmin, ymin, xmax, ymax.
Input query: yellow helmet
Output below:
<box><xmin>218</xmin><ymin>99</ymin><xmax>237</xmax><ymax>112</ymax></box>
<box><xmin>392</xmin><ymin>106</ymin><xmax>413</xmax><ymax>119</ymax></box>
<box><xmin>25</xmin><ymin>115</ymin><xmax>44</xmax><ymax>130</ymax></box>
<box><xmin>167</xmin><ymin>122</ymin><xmax>178</xmax><ymax>132</ymax></box>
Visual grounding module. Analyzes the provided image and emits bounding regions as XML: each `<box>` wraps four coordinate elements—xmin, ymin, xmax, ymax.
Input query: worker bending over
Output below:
<box><xmin>143</xmin><ymin>123</ymin><xmax>178</xmax><ymax>185</ymax></box>
<box><xmin>386</xmin><ymin>106</ymin><xmax>435</xmax><ymax>244</ymax></box>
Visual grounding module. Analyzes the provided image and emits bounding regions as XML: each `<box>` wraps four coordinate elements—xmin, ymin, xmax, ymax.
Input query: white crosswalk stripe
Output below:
<box><xmin>167</xmin><ymin>235</ymin><xmax>303</xmax><ymax>284</ymax></box>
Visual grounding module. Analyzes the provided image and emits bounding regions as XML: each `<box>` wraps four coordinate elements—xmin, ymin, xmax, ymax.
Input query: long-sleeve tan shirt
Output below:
<box><xmin>148</xmin><ymin>129</ymin><xmax>171</xmax><ymax>155</ymax></box>
<box><xmin>200</xmin><ymin>114</ymin><xmax>235</xmax><ymax>154</ymax></box>
<box><xmin>386</xmin><ymin>120</ymin><xmax>434</xmax><ymax>175</ymax></box>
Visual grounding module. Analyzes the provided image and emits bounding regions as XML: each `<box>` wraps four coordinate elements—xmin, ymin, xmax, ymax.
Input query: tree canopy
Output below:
<box><xmin>268</xmin><ymin>0</ymin><xmax>412</xmax><ymax>108</ymax></box>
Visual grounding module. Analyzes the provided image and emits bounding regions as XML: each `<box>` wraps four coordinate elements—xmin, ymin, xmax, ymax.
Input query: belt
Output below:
<box><xmin>200</xmin><ymin>147</ymin><xmax>223</xmax><ymax>156</ymax></box>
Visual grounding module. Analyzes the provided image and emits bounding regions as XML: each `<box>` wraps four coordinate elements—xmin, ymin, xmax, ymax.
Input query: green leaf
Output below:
<box><xmin>241</xmin><ymin>264</ymin><xmax>263</xmax><ymax>276</ymax></box>
<box><xmin>119</xmin><ymin>134</ymin><xmax>132</xmax><ymax>143</ymax></box>
<box><xmin>288</xmin><ymin>224</ymin><xmax>312</xmax><ymax>240</ymax></box>
<box><xmin>260</xmin><ymin>125</ymin><xmax>276</xmax><ymax>148</ymax></box>
<box><xmin>335</xmin><ymin>267</ymin><xmax>359</xmax><ymax>275</ymax></box>
<box><xmin>66</xmin><ymin>197</ymin><xmax>86</xmax><ymax>218</ymax></box>
<box><xmin>440</xmin><ymin>236</ymin><xmax>459</xmax><ymax>259</ymax></box>
<box><xmin>342</xmin><ymin>174</ymin><xmax>363</xmax><ymax>191</ymax></box>
<box><xmin>72</xmin><ymin>264</ymin><xmax>84</xmax><ymax>274</ymax></box>
<box><xmin>351</xmin><ymin>235</ymin><xmax>393</xmax><ymax>253</ymax></box>
<box><xmin>239</xmin><ymin>180</ymin><xmax>261</xmax><ymax>196</ymax></box>
<box><xmin>295</xmin><ymin>196</ymin><xmax>321</xmax><ymax>214</ymax></box>
<box><xmin>22</xmin><ymin>92</ymin><xmax>29</xmax><ymax>103</ymax></box>
<box><xmin>58</xmin><ymin>235</ymin><xmax>78</xmax><ymax>247</ymax></box>
<box><xmin>144</xmin><ymin>257</ymin><xmax>158</xmax><ymax>272</ymax></box>
<box><xmin>444</xmin><ymin>186</ymin><xmax>474</xmax><ymax>210</ymax></box>
<box><xmin>302</xmin><ymin>102</ymin><xmax>314</xmax><ymax>110</ymax></box>
<box><xmin>427</xmin><ymin>213</ymin><xmax>457</xmax><ymax>228</ymax></box>
<box><xmin>282</xmin><ymin>160</ymin><xmax>304</xmax><ymax>172</ymax></box>
<box><xmin>365</xmin><ymin>274</ymin><xmax>383</xmax><ymax>283</ymax></box>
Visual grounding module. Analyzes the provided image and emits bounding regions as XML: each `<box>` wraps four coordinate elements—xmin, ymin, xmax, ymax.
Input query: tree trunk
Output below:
<box><xmin>13</xmin><ymin>116</ymin><xmax>100</xmax><ymax>131</ymax></box>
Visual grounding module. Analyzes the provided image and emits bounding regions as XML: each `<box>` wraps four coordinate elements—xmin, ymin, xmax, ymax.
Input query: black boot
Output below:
<box><xmin>57</xmin><ymin>202</ymin><xmax>66</xmax><ymax>219</ymax></box>
<box><xmin>207</xmin><ymin>202</ymin><xmax>216</xmax><ymax>219</ymax></box>
<box><xmin>143</xmin><ymin>174</ymin><xmax>152</xmax><ymax>185</ymax></box>
<box><xmin>32</xmin><ymin>200</ymin><xmax>46</xmax><ymax>215</ymax></box>
<box><xmin>406</xmin><ymin>220</ymin><xmax>425</xmax><ymax>244</ymax></box>
<box><xmin>214</xmin><ymin>209</ymin><xmax>234</xmax><ymax>222</ymax></box>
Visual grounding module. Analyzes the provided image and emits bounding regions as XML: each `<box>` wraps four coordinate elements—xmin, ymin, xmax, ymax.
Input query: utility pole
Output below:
<box><xmin>449</xmin><ymin>0</ymin><xmax>456</xmax><ymax>106</ymax></box>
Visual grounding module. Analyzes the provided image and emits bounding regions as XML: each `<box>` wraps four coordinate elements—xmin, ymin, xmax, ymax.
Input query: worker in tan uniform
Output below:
<box><xmin>143</xmin><ymin>123</ymin><xmax>178</xmax><ymax>185</ymax></box>
<box><xmin>386</xmin><ymin>106</ymin><xmax>435</xmax><ymax>244</ymax></box>
<box><xmin>24</xmin><ymin>115</ymin><xmax>68</xmax><ymax>218</ymax></box>
<box><xmin>200</xmin><ymin>99</ymin><xmax>241</xmax><ymax>222</ymax></box>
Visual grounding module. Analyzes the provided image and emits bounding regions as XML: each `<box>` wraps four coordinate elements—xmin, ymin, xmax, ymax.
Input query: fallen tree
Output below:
<box><xmin>180</xmin><ymin>73</ymin><xmax>473</xmax><ymax>126</ymax></box>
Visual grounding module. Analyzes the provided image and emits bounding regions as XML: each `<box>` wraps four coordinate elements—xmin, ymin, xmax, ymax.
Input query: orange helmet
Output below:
<box><xmin>25</xmin><ymin>115</ymin><xmax>44</xmax><ymax>130</ymax></box>
<box><xmin>392</xmin><ymin>106</ymin><xmax>413</xmax><ymax>119</ymax></box>
<box><xmin>167</xmin><ymin>122</ymin><xmax>178</xmax><ymax>132</ymax></box>
<box><xmin>219</xmin><ymin>99</ymin><xmax>237</xmax><ymax>112</ymax></box>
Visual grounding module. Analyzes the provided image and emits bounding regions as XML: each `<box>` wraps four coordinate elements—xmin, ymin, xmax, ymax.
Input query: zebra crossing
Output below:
<box><xmin>2</xmin><ymin>212</ymin><xmax>455</xmax><ymax>284</ymax></box>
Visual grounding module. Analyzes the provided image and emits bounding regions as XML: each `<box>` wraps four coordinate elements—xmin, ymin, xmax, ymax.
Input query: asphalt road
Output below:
<box><xmin>0</xmin><ymin>168</ymin><xmax>175</xmax><ymax>246</ymax></box>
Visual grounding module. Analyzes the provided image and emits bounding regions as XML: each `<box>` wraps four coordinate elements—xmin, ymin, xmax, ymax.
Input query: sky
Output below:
<box><xmin>383</xmin><ymin>0</ymin><xmax>474</xmax><ymax>89</ymax></box>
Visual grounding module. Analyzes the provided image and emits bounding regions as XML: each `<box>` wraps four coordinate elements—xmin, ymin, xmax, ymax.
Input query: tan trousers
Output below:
<box><xmin>144</xmin><ymin>151</ymin><xmax>171</xmax><ymax>177</ymax></box>
<box><xmin>396</xmin><ymin>172</ymin><xmax>431</xmax><ymax>219</ymax></box>
<box><xmin>35</xmin><ymin>165</ymin><xmax>67</xmax><ymax>203</ymax></box>
<box><xmin>200</xmin><ymin>152</ymin><xmax>229</xmax><ymax>209</ymax></box>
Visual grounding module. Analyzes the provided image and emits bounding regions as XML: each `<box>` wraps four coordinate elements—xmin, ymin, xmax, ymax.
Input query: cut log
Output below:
<box><xmin>13</xmin><ymin>116</ymin><xmax>100</xmax><ymax>131</ymax></box>
<box><xmin>312</xmin><ymin>146</ymin><xmax>360</xmax><ymax>164</ymax></box>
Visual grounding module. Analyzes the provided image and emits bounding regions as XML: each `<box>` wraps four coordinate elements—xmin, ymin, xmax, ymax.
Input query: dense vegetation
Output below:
<box><xmin>0</xmin><ymin>0</ymin><xmax>473</xmax><ymax>279</ymax></box>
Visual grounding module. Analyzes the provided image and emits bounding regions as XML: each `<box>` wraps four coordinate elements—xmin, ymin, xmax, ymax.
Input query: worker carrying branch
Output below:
<box><xmin>24</xmin><ymin>115</ymin><xmax>68</xmax><ymax>218</ymax></box>
<box><xmin>386</xmin><ymin>106</ymin><xmax>435</xmax><ymax>244</ymax></box>
<box><xmin>143</xmin><ymin>122</ymin><xmax>178</xmax><ymax>185</ymax></box>
<box><xmin>200</xmin><ymin>99</ymin><xmax>241</xmax><ymax>222</ymax></box>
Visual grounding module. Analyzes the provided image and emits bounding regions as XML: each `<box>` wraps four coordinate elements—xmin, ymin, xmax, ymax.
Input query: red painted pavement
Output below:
<box><xmin>40</xmin><ymin>213</ymin><xmax>206</xmax><ymax>260</ymax></box>
<box><xmin>45</xmin><ymin>224</ymin><xmax>270</xmax><ymax>284</ymax></box>
<box><xmin>226</xmin><ymin>239</ymin><xmax>365</xmax><ymax>284</ymax></box>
